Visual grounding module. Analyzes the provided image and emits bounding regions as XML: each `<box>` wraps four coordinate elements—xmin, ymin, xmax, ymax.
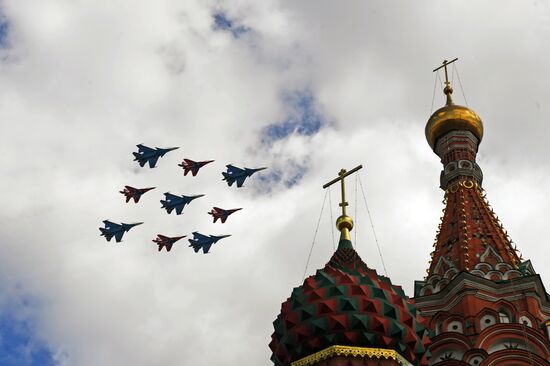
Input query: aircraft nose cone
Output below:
<box><xmin>133</xmin><ymin>222</ymin><xmax>144</xmax><ymax>226</ymax></box>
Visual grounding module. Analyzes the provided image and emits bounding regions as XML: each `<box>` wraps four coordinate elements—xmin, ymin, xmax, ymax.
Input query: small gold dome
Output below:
<box><xmin>426</xmin><ymin>102</ymin><xmax>483</xmax><ymax>150</ymax></box>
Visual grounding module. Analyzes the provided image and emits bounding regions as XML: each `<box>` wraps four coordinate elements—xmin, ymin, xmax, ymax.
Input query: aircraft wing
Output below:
<box><xmin>157</xmin><ymin>235</ymin><xmax>169</xmax><ymax>240</ymax></box>
<box><xmin>114</xmin><ymin>231</ymin><xmax>124</xmax><ymax>242</ymax></box>
<box><xmin>202</xmin><ymin>243</ymin><xmax>213</xmax><ymax>254</ymax></box>
<box><xmin>148</xmin><ymin>156</ymin><xmax>160</xmax><ymax>168</ymax></box>
<box><xmin>164</xmin><ymin>192</ymin><xmax>179</xmax><ymax>200</ymax></box>
<box><xmin>226</xmin><ymin>165</ymin><xmax>244</xmax><ymax>174</ymax></box>
<box><xmin>166</xmin><ymin>243</ymin><xmax>173</xmax><ymax>252</ymax></box>
<box><xmin>103</xmin><ymin>220</ymin><xmax>121</xmax><ymax>230</ymax></box>
<box><xmin>236</xmin><ymin>176</ymin><xmax>247</xmax><ymax>187</ymax></box>
<box><xmin>221</xmin><ymin>216</ymin><xmax>227</xmax><ymax>223</ymax></box>
<box><xmin>175</xmin><ymin>204</ymin><xmax>184</xmax><ymax>215</ymax></box>
<box><xmin>192</xmin><ymin>232</ymin><xmax>209</xmax><ymax>241</ymax></box>
<box><xmin>137</xmin><ymin>144</ymin><xmax>155</xmax><ymax>153</ymax></box>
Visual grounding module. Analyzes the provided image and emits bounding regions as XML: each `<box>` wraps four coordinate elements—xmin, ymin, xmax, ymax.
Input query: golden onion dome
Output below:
<box><xmin>425</xmin><ymin>85</ymin><xmax>483</xmax><ymax>150</ymax></box>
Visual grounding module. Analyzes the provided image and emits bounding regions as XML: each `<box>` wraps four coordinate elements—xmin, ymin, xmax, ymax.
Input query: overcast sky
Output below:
<box><xmin>1</xmin><ymin>1</ymin><xmax>549</xmax><ymax>365</ymax></box>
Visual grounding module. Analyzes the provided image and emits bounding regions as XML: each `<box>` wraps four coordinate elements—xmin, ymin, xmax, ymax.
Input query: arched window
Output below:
<box><xmin>499</xmin><ymin>311</ymin><xmax>510</xmax><ymax>323</ymax></box>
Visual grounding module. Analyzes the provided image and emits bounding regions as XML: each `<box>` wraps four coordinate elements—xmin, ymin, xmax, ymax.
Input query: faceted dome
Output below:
<box><xmin>269</xmin><ymin>240</ymin><xmax>429</xmax><ymax>366</ymax></box>
<box><xmin>425</xmin><ymin>103</ymin><xmax>483</xmax><ymax>151</ymax></box>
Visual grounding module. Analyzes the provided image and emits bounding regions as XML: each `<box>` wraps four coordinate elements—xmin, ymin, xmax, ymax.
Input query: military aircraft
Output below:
<box><xmin>160</xmin><ymin>192</ymin><xmax>204</xmax><ymax>215</ymax></box>
<box><xmin>222</xmin><ymin>164</ymin><xmax>267</xmax><ymax>187</ymax></box>
<box><xmin>119</xmin><ymin>186</ymin><xmax>155</xmax><ymax>203</ymax></box>
<box><xmin>178</xmin><ymin>159</ymin><xmax>214</xmax><ymax>176</ymax></box>
<box><xmin>99</xmin><ymin>220</ymin><xmax>143</xmax><ymax>242</ymax></box>
<box><xmin>188</xmin><ymin>232</ymin><xmax>231</xmax><ymax>254</ymax></box>
<box><xmin>208</xmin><ymin>207</ymin><xmax>242</xmax><ymax>223</ymax></box>
<box><xmin>132</xmin><ymin>144</ymin><xmax>179</xmax><ymax>168</ymax></box>
<box><xmin>152</xmin><ymin>234</ymin><xmax>186</xmax><ymax>252</ymax></box>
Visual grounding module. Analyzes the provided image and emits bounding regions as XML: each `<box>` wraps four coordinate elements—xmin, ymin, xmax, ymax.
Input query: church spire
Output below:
<box><xmin>419</xmin><ymin>59</ymin><xmax>525</xmax><ymax>295</ymax></box>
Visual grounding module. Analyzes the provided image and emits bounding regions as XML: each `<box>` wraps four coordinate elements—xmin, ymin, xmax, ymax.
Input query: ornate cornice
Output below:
<box><xmin>290</xmin><ymin>345</ymin><xmax>412</xmax><ymax>366</ymax></box>
<box><xmin>414</xmin><ymin>272</ymin><xmax>550</xmax><ymax>316</ymax></box>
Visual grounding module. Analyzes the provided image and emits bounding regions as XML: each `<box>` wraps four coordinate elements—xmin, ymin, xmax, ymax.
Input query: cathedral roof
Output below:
<box><xmin>269</xmin><ymin>238</ymin><xmax>429</xmax><ymax>366</ymax></box>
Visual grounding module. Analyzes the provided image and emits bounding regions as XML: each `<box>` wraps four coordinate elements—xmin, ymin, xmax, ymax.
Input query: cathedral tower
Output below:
<box><xmin>413</xmin><ymin>60</ymin><xmax>550</xmax><ymax>365</ymax></box>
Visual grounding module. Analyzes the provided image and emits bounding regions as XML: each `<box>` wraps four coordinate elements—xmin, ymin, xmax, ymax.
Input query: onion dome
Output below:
<box><xmin>269</xmin><ymin>215</ymin><xmax>429</xmax><ymax>365</ymax></box>
<box><xmin>425</xmin><ymin>84</ymin><xmax>483</xmax><ymax>151</ymax></box>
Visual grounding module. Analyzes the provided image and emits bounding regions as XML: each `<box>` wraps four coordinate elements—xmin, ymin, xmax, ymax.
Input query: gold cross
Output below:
<box><xmin>433</xmin><ymin>58</ymin><xmax>458</xmax><ymax>88</ymax></box>
<box><xmin>322</xmin><ymin>165</ymin><xmax>363</xmax><ymax>216</ymax></box>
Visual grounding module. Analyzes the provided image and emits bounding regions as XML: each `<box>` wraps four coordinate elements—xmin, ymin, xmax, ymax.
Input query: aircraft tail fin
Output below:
<box><xmin>222</xmin><ymin>173</ymin><xmax>234</xmax><ymax>186</ymax></box>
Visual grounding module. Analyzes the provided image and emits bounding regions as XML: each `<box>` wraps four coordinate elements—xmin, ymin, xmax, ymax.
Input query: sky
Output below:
<box><xmin>0</xmin><ymin>1</ymin><xmax>549</xmax><ymax>365</ymax></box>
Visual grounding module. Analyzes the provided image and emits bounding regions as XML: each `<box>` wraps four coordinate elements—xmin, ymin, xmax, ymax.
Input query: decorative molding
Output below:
<box><xmin>415</xmin><ymin>273</ymin><xmax>550</xmax><ymax>315</ymax></box>
<box><xmin>290</xmin><ymin>345</ymin><xmax>412</xmax><ymax>366</ymax></box>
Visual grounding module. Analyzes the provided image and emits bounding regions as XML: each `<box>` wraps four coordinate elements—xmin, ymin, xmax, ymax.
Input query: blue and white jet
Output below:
<box><xmin>160</xmin><ymin>193</ymin><xmax>204</xmax><ymax>215</ymax></box>
<box><xmin>99</xmin><ymin>220</ymin><xmax>143</xmax><ymax>242</ymax></box>
<box><xmin>222</xmin><ymin>164</ymin><xmax>267</xmax><ymax>187</ymax></box>
<box><xmin>188</xmin><ymin>232</ymin><xmax>231</xmax><ymax>254</ymax></box>
<box><xmin>132</xmin><ymin>144</ymin><xmax>179</xmax><ymax>168</ymax></box>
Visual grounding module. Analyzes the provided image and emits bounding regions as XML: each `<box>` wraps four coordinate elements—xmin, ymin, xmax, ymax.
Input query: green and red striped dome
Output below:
<box><xmin>269</xmin><ymin>239</ymin><xmax>429</xmax><ymax>365</ymax></box>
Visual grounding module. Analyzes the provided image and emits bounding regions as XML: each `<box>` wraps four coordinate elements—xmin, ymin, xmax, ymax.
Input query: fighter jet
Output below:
<box><xmin>178</xmin><ymin>159</ymin><xmax>214</xmax><ymax>176</ymax></box>
<box><xmin>132</xmin><ymin>144</ymin><xmax>179</xmax><ymax>168</ymax></box>
<box><xmin>120</xmin><ymin>186</ymin><xmax>155</xmax><ymax>203</ymax></box>
<box><xmin>208</xmin><ymin>207</ymin><xmax>242</xmax><ymax>223</ymax></box>
<box><xmin>99</xmin><ymin>220</ymin><xmax>143</xmax><ymax>242</ymax></box>
<box><xmin>160</xmin><ymin>192</ymin><xmax>204</xmax><ymax>215</ymax></box>
<box><xmin>222</xmin><ymin>164</ymin><xmax>267</xmax><ymax>187</ymax></box>
<box><xmin>152</xmin><ymin>234</ymin><xmax>186</xmax><ymax>252</ymax></box>
<box><xmin>188</xmin><ymin>232</ymin><xmax>231</xmax><ymax>254</ymax></box>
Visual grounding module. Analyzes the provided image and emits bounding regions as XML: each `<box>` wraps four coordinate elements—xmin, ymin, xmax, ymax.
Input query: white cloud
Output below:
<box><xmin>0</xmin><ymin>1</ymin><xmax>548</xmax><ymax>365</ymax></box>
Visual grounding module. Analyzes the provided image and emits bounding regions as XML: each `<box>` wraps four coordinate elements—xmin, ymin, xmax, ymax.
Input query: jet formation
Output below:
<box><xmin>208</xmin><ymin>207</ymin><xmax>242</xmax><ymax>223</ymax></box>
<box><xmin>133</xmin><ymin>144</ymin><xmax>178</xmax><ymax>168</ymax></box>
<box><xmin>160</xmin><ymin>193</ymin><xmax>204</xmax><ymax>215</ymax></box>
<box><xmin>188</xmin><ymin>232</ymin><xmax>231</xmax><ymax>254</ymax></box>
<box><xmin>100</xmin><ymin>145</ymin><xmax>267</xmax><ymax>252</ymax></box>
<box><xmin>153</xmin><ymin>234</ymin><xmax>186</xmax><ymax>252</ymax></box>
<box><xmin>178</xmin><ymin>159</ymin><xmax>214</xmax><ymax>176</ymax></box>
<box><xmin>120</xmin><ymin>186</ymin><xmax>155</xmax><ymax>203</ymax></box>
<box><xmin>222</xmin><ymin>165</ymin><xmax>267</xmax><ymax>187</ymax></box>
<box><xmin>99</xmin><ymin>220</ymin><xmax>143</xmax><ymax>242</ymax></box>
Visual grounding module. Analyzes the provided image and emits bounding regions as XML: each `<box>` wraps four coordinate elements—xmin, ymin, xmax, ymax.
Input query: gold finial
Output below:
<box><xmin>433</xmin><ymin>58</ymin><xmax>458</xmax><ymax>105</ymax></box>
<box><xmin>323</xmin><ymin>165</ymin><xmax>363</xmax><ymax>241</ymax></box>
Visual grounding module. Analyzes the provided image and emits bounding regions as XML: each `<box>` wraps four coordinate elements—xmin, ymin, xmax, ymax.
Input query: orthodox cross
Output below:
<box><xmin>322</xmin><ymin>165</ymin><xmax>363</xmax><ymax>216</ymax></box>
<box><xmin>433</xmin><ymin>58</ymin><xmax>458</xmax><ymax>88</ymax></box>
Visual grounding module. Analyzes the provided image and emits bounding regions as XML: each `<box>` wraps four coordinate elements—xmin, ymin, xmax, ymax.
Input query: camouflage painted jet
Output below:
<box><xmin>160</xmin><ymin>193</ymin><xmax>204</xmax><ymax>215</ymax></box>
<box><xmin>178</xmin><ymin>159</ymin><xmax>214</xmax><ymax>176</ymax></box>
<box><xmin>120</xmin><ymin>186</ymin><xmax>155</xmax><ymax>203</ymax></box>
<box><xmin>99</xmin><ymin>220</ymin><xmax>143</xmax><ymax>242</ymax></box>
<box><xmin>222</xmin><ymin>165</ymin><xmax>267</xmax><ymax>187</ymax></box>
<box><xmin>152</xmin><ymin>234</ymin><xmax>186</xmax><ymax>252</ymax></box>
<box><xmin>208</xmin><ymin>207</ymin><xmax>242</xmax><ymax>223</ymax></box>
<box><xmin>188</xmin><ymin>232</ymin><xmax>231</xmax><ymax>254</ymax></box>
<box><xmin>132</xmin><ymin>144</ymin><xmax>178</xmax><ymax>168</ymax></box>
